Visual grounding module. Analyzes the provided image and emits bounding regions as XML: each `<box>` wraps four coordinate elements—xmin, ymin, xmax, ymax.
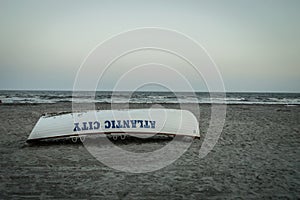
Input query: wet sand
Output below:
<box><xmin>0</xmin><ymin>103</ymin><xmax>299</xmax><ymax>199</ymax></box>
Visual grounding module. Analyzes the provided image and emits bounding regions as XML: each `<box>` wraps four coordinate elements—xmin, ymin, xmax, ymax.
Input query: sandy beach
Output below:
<box><xmin>0</xmin><ymin>102</ymin><xmax>299</xmax><ymax>199</ymax></box>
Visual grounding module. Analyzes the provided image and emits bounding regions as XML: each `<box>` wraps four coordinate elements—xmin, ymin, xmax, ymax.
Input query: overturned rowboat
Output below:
<box><xmin>27</xmin><ymin>109</ymin><xmax>199</xmax><ymax>142</ymax></box>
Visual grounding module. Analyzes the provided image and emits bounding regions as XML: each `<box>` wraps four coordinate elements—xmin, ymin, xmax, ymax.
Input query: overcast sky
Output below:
<box><xmin>0</xmin><ymin>0</ymin><xmax>299</xmax><ymax>92</ymax></box>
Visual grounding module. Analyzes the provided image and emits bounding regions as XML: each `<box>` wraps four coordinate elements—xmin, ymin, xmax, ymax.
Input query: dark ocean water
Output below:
<box><xmin>0</xmin><ymin>90</ymin><xmax>299</xmax><ymax>105</ymax></box>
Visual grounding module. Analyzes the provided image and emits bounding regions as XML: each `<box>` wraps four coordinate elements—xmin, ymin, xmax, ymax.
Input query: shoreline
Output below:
<box><xmin>0</xmin><ymin>101</ymin><xmax>298</xmax><ymax>106</ymax></box>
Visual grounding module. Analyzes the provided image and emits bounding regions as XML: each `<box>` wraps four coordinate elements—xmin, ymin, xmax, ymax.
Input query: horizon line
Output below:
<box><xmin>0</xmin><ymin>89</ymin><xmax>299</xmax><ymax>93</ymax></box>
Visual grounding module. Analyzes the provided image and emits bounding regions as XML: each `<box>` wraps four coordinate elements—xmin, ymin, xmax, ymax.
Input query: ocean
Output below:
<box><xmin>0</xmin><ymin>90</ymin><xmax>299</xmax><ymax>105</ymax></box>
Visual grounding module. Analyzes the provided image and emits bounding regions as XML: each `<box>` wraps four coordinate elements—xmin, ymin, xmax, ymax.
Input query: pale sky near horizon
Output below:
<box><xmin>0</xmin><ymin>0</ymin><xmax>299</xmax><ymax>92</ymax></box>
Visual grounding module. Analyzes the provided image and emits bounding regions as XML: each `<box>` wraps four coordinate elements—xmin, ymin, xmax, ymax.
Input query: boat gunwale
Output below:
<box><xmin>26</xmin><ymin>131</ymin><xmax>200</xmax><ymax>143</ymax></box>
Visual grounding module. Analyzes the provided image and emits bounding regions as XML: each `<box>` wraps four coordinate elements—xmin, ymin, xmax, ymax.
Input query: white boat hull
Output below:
<box><xmin>27</xmin><ymin>109</ymin><xmax>199</xmax><ymax>142</ymax></box>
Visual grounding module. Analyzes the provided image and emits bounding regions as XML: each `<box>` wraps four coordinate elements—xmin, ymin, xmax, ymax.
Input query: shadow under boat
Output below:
<box><xmin>25</xmin><ymin>134</ymin><xmax>196</xmax><ymax>147</ymax></box>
